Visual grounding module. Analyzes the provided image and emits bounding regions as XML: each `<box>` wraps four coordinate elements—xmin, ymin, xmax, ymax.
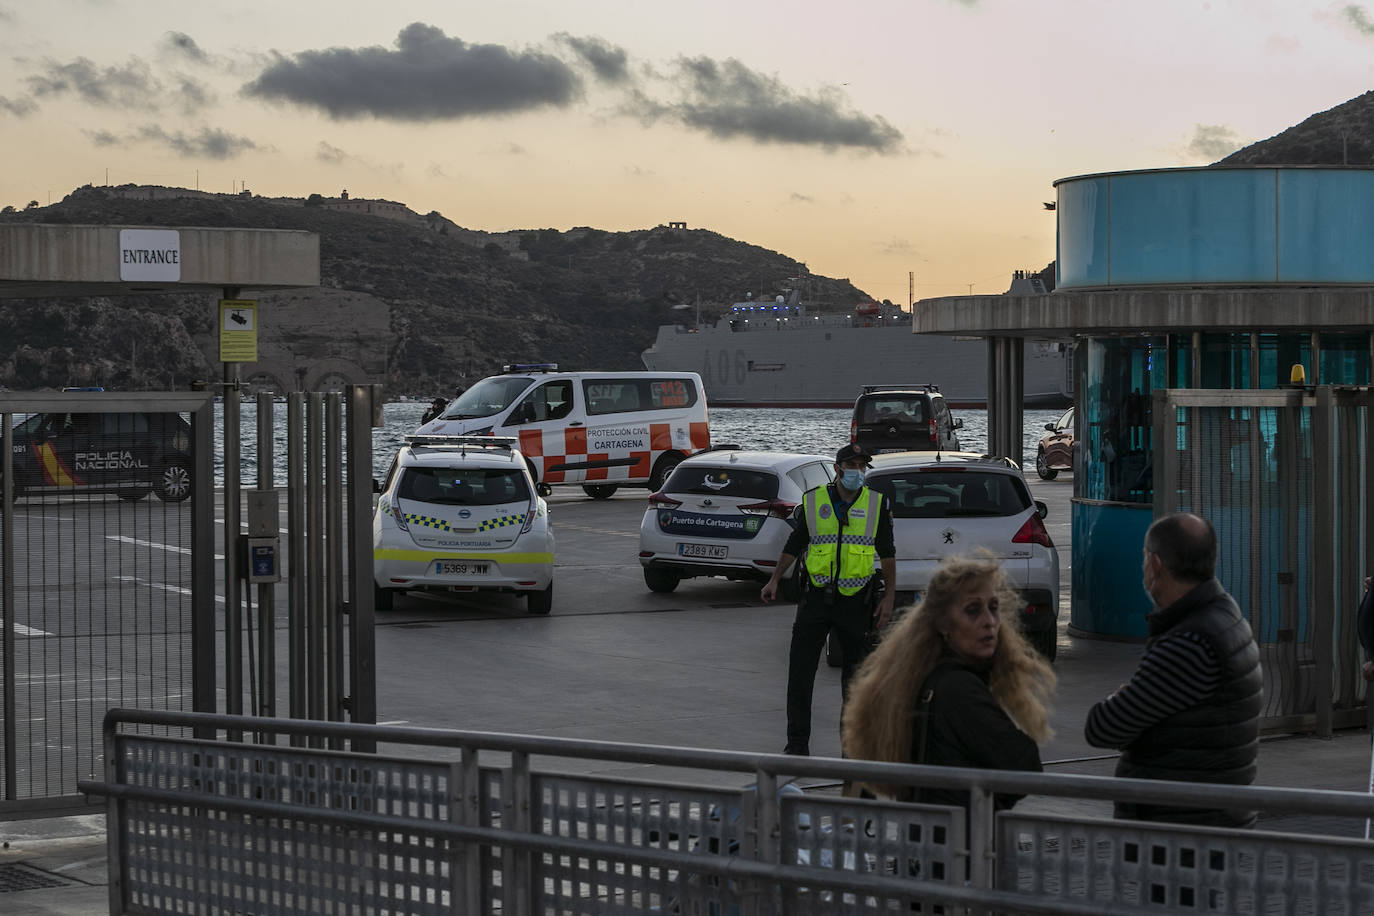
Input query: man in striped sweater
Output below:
<box><xmin>1085</xmin><ymin>513</ymin><xmax>1262</xmax><ymax>828</ymax></box>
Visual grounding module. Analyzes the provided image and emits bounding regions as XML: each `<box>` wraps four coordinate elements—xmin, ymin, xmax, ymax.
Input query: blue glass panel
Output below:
<box><xmin>1056</xmin><ymin>178</ymin><xmax>1109</xmax><ymax>288</ymax></box>
<box><xmin>1278</xmin><ymin>171</ymin><xmax>1374</xmax><ymax>283</ymax></box>
<box><xmin>1107</xmin><ymin>171</ymin><xmax>1276</xmax><ymax>285</ymax></box>
<box><xmin>1070</xmin><ymin>501</ymin><xmax>1153</xmax><ymax>638</ymax></box>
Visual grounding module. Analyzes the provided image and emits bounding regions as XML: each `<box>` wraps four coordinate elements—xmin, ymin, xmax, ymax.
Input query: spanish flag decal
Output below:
<box><xmin>36</xmin><ymin>442</ymin><xmax>78</xmax><ymax>486</ymax></box>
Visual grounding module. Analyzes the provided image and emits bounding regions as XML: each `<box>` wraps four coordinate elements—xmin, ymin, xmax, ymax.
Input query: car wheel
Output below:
<box><xmin>374</xmin><ymin>583</ymin><xmax>395</xmax><ymax>611</ymax></box>
<box><xmin>643</xmin><ymin>566</ymin><xmax>680</xmax><ymax>593</ymax></box>
<box><xmin>649</xmin><ymin>452</ymin><xmax>685</xmax><ymax>491</ymax></box>
<box><xmin>1035</xmin><ymin>448</ymin><xmax>1058</xmax><ymax>481</ymax></box>
<box><xmin>527</xmin><ymin>583</ymin><xmax>553</xmax><ymax>615</ymax></box>
<box><xmin>118</xmin><ymin>488</ymin><xmax>151</xmax><ymax>501</ymax></box>
<box><xmin>582</xmin><ymin>484</ymin><xmax>617</xmax><ymax>499</ymax></box>
<box><xmin>825</xmin><ymin>630</ymin><xmax>842</xmax><ymax>668</ymax></box>
<box><xmin>154</xmin><ymin>461</ymin><xmax>192</xmax><ymax>502</ymax></box>
<box><xmin>1029</xmin><ymin>627</ymin><xmax>1058</xmax><ymax>662</ymax></box>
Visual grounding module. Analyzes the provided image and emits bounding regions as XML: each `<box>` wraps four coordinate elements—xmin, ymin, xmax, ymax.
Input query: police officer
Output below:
<box><xmin>762</xmin><ymin>443</ymin><xmax>896</xmax><ymax>756</ymax></box>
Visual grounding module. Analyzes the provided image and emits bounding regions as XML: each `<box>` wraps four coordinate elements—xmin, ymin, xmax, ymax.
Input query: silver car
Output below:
<box><xmin>863</xmin><ymin>451</ymin><xmax>1061</xmax><ymax>660</ymax></box>
<box><xmin>638</xmin><ymin>449</ymin><xmax>834</xmax><ymax>596</ymax></box>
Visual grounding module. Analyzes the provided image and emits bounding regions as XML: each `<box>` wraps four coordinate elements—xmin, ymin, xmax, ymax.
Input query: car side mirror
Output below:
<box><xmin>536</xmin><ymin>482</ymin><xmax>553</xmax><ymax>498</ymax></box>
<box><xmin>953</xmin><ymin>417</ymin><xmax>963</xmax><ymax>429</ymax></box>
<box><xmin>1035</xmin><ymin>500</ymin><xmax>1048</xmax><ymax>519</ymax></box>
<box><xmin>1045</xmin><ymin>423</ymin><xmax>1057</xmax><ymax>431</ymax></box>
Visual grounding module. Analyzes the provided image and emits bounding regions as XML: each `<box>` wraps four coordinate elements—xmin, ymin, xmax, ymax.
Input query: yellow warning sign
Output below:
<box><xmin>219</xmin><ymin>299</ymin><xmax>258</xmax><ymax>362</ymax></box>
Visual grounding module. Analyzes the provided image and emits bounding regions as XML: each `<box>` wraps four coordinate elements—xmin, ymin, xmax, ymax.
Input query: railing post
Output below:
<box><xmin>511</xmin><ymin>750</ymin><xmax>534</xmax><ymax>914</ymax></box>
<box><xmin>968</xmin><ymin>785</ymin><xmax>995</xmax><ymax>916</ymax></box>
<box><xmin>755</xmin><ymin>766</ymin><xmax>778</xmax><ymax>915</ymax></box>
<box><xmin>103</xmin><ymin>716</ymin><xmax>125</xmax><ymax>915</ymax></box>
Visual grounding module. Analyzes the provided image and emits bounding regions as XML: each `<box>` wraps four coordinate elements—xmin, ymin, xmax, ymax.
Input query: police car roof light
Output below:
<box><xmin>861</xmin><ymin>383</ymin><xmax>940</xmax><ymax>394</ymax></box>
<box><xmin>405</xmin><ymin>434</ymin><xmax>516</xmax><ymax>451</ymax></box>
<box><xmin>501</xmin><ymin>363</ymin><xmax>558</xmax><ymax>373</ymax></box>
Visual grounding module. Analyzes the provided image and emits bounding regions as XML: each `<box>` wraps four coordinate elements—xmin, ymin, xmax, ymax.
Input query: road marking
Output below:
<box><xmin>107</xmin><ymin>535</ymin><xmax>225</xmax><ymax>560</ymax></box>
<box><xmin>555</xmin><ymin>524</ymin><xmax>637</xmax><ymax>538</ymax></box>
<box><xmin>114</xmin><ymin>575</ymin><xmax>225</xmax><ymax>604</ymax></box>
<box><xmin>377</xmin><ymin>720</ymin><xmax>409</xmax><ymax>726</ymax></box>
<box><xmin>12</xmin><ymin>622</ymin><xmax>52</xmax><ymax>637</ymax></box>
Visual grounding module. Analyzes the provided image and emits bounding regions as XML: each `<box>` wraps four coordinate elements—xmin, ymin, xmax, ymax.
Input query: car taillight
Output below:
<box><xmin>1012</xmin><ymin>514</ymin><xmax>1054</xmax><ymax>549</ymax></box>
<box><xmin>740</xmin><ymin>498</ymin><xmax>797</xmax><ymax>519</ymax></box>
<box><xmin>391</xmin><ymin>503</ymin><xmax>409</xmax><ymax>532</ymax></box>
<box><xmin>929</xmin><ymin>418</ymin><xmax>937</xmax><ymax>443</ymax></box>
<box><xmin>520</xmin><ymin>506</ymin><xmax>537</xmax><ymax>533</ymax></box>
<box><xmin>647</xmin><ymin>491</ymin><xmax>682</xmax><ymax>509</ymax></box>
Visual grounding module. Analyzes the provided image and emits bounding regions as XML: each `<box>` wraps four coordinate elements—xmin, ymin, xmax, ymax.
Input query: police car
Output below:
<box><xmin>637</xmin><ymin>449</ymin><xmax>834</xmax><ymax>596</ymax></box>
<box><xmin>372</xmin><ymin>436</ymin><xmax>556</xmax><ymax>614</ymax></box>
<box><xmin>6</xmin><ymin>410</ymin><xmax>193</xmax><ymax>502</ymax></box>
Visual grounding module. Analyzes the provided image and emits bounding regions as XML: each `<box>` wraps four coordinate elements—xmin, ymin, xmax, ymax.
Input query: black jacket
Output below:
<box><xmin>908</xmin><ymin>654</ymin><xmax>1042</xmax><ymax>811</ymax></box>
<box><xmin>1115</xmin><ymin>578</ymin><xmax>1263</xmax><ymax>828</ymax></box>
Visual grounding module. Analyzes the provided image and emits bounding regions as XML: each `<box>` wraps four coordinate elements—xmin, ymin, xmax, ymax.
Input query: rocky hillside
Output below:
<box><xmin>1216</xmin><ymin>90</ymin><xmax>1374</xmax><ymax>166</ymax></box>
<box><xmin>0</xmin><ymin>186</ymin><xmax>871</xmax><ymax>394</ymax></box>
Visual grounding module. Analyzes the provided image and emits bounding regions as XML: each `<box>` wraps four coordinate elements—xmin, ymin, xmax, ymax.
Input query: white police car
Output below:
<box><xmin>372</xmin><ymin>436</ymin><xmax>555</xmax><ymax>614</ymax></box>
<box><xmin>637</xmin><ymin>449</ymin><xmax>834</xmax><ymax>596</ymax></box>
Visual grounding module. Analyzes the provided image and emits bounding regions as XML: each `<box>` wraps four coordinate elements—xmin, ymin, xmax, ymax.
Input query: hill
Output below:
<box><xmin>1216</xmin><ymin>90</ymin><xmax>1374</xmax><ymax>166</ymax></box>
<box><xmin>0</xmin><ymin>186</ymin><xmax>871</xmax><ymax>394</ymax></box>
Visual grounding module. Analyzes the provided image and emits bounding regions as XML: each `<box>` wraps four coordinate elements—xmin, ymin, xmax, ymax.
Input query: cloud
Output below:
<box><xmin>316</xmin><ymin>140</ymin><xmax>348</xmax><ymax>164</ymax></box>
<box><xmin>628</xmin><ymin>57</ymin><xmax>904</xmax><ymax>153</ymax></box>
<box><xmin>162</xmin><ymin>31</ymin><xmax>209</xmax><ymax>65</ymax></box>
<box><xmin>553</xmin><ymin>33</ymin><xmax>630</xmax><ymax>84</ymax></box>
<box><xmin>881</xmin><ymin>237</ymin><xmax>916</xmax><ymax>255</ymax></box>
<box><xmin>22</xmin><ymin>55</ymin><xmax>208</xmax><ymax>114</ymax></box>
<box><xmin>242</xmin><ymin>22</ymin><xmax>582</xmax><ymax>121</ymax></box>
<box><xmin>1343</xmin><ymin>4</ymin><xmax>1374</xmax><ymax>35</ymax></box>
<box><xmin>1187</xmin><ymin>123</ymin><xmax>1245</xmax><ymax>159</ymax></box>
<box><xmin>789</xmin><ymin>192</ymin><xmax>814</xmax><ymax>204</ymax></box>
<box><xmin>0</xmin><ymin>94</ymin><xmax>36</xmax><ymax>116</ymax></box>
<box><xmin>85</xmin><ymin>124</ymin><xmax>260</xmax><ymax>159</ymax></box>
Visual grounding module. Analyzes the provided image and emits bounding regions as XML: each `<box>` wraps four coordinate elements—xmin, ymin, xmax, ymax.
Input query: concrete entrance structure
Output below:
<box><xmin>914</xmin><ymin>166</ymin><xmax>1374</xmax><ymax>638</ymax></box>
<box><xmin>0</xmin><ymin>224</ymin><xmax>319</xmax><ymax>296</ymax></box>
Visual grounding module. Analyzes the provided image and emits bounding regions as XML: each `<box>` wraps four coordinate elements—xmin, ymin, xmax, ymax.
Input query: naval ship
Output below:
<box><xmin>640</xmin><ymin>273</ymin><xmax>1073</xmax><ymax>408</ymax></box>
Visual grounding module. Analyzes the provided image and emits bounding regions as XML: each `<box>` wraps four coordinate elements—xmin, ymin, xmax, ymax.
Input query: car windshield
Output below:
<box><xmin>441</xmin><ymin>376</ymin><xmax>534</xmax><ymax>420</ymax></box>
<box><xmin>663</xmin><ymin>465</ymin><xmax>780</xmax><ymax>500</ymax></box>
<box><xmin>399</xmin><ymin>467</ymin><xmax>530</xmax><ymax>506</ymax></box>
<box><xmin>859</xmin><ymin>397</ymin><xmax>928</xmax><ymax>424</ymax></box>
<box><xmin>867</xmin><ymin>470</ymin><xmax>1029</xmax><ymax>518</ymax></box>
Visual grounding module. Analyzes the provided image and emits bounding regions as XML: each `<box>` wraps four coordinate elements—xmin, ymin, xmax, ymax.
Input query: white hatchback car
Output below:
<box><xmin>638</xmin><ymin>449</ymin><xmax>834</xmax><ymax>596</ymax></box>
<box><xmin>863</xmin><ymin>451</ymin><xmax>1061</xmax><ymax>660</ymax></box>
<box><xmin>372</xmin><ymin>436</ymin><xmax>555</xmax><ymax>614</ymax></box>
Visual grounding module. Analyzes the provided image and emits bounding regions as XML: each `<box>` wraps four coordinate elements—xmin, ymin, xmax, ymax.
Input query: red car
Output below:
<box><xmin>1036</xmin><ymin>407</ymin><xmax>1074</xmax><ymax>480</ymax></box>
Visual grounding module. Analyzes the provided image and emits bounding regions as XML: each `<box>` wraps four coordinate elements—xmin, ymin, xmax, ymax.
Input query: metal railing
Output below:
<box><xmin>83</xmin><ymin>708</ymin><xmax>1374</xmax><ymax>915</ymax></box>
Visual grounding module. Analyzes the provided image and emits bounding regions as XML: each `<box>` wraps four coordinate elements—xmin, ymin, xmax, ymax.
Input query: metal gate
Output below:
<box><xmin>0</xmin><ymin>386</ymin><xmax>379</xmax><ymax>818</ymax></box>
<box><xmin>0</xmin><ymin>391</ymin><xmax>215</xmax><ymax>816</ymax></box>
<box><xmin>1153</xmin><ymin>386</ymin><xmax>1374</xmax><ymax>733</ymax></box>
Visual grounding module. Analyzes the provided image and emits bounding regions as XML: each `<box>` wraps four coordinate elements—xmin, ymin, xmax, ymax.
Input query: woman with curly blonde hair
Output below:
<box><xmin>842</xmin><ymin>554</ymin><xmax>1056</xmax><ymax>808</ymax></box>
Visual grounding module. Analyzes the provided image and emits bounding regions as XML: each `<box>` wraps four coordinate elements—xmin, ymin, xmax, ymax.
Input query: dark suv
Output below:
<box><xmin>7</xmin><ymin>411</ymin><xmax>193</xmax><ymax>502</ymax></box>
<box><xmin>850</xmin><ymin>384</ymin><xmax>963</xmax><ymax>453</ymax></box>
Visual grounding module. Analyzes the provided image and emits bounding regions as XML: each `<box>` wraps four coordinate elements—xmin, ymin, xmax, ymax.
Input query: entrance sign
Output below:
<box><xmin>219</xmin><ymin>299</ymin><xmax>259</xmax><ymax>362</ymax></box>
<box><xmin>118</xmin><ymin>229</ymin><xmax>181</xmax><ymax>281</ymax></box>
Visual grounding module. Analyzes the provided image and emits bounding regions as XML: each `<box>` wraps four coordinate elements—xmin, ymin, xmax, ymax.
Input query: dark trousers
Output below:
<box><xmin>785</xmin><ymin>585</ymin><xmax>873</xmax><ymax>749</ymax></box>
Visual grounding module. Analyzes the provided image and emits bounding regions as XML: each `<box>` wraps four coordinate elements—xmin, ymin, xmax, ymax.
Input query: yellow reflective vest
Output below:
<box><xmin>802</xmin><ymin>486</ymin><xmax>880</xmax><ymax>596</ymax></box>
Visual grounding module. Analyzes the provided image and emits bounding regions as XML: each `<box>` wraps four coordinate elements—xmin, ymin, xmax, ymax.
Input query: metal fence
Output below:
<box><xmin>83</xmin><ymin>709</ymin><xmax>1374</xmax><ymax>915</ymax></box>
<box><xmin>1153</xmin><ymin>386</ymin><xmax>1374</xmax><ymax>734</ymax></box>
<box><xmin>0</xmin><ymin>392</ymin><xmax>214</xmax><ymax>817</ymax></box>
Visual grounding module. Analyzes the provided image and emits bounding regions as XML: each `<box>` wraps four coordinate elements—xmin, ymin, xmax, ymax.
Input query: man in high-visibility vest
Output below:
<box><xmin>762</xmin><ymin>443</ymin><xmax>896</xmax><ymax>756</ymax></box>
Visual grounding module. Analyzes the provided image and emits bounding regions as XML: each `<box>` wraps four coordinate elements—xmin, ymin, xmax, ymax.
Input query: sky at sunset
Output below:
<box><xmin>2</xmin><ymin>1</ymin><xmax>1373</xmax><ymax>302</ymax></box>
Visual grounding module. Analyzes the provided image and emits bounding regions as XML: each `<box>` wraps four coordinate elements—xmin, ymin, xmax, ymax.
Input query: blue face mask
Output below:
<box><xmin>839</xmin><ymin>469</ymin><xmax>866</xmax><ymax>490</ymax></box>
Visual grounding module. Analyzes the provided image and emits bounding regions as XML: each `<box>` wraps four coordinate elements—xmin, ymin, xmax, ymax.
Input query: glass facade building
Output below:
<box><xmin>1056</xmin><ymin>168</ymin><xmax>1374</xmax><ymax>637</ymax></box>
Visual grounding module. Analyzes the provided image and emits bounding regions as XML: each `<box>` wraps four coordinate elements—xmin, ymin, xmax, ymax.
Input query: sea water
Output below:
<box><xmin>213</xmin><ymin>402</ymin><xmax>1066</xmax><ymax>486</ymax></box>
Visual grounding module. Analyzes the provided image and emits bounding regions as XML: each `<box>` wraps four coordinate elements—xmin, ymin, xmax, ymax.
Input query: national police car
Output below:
<box><xmin>6</xmin><ymin>410</ymin><xmax>193</xmax><ymax>502</ymax></box>
<box><xmin>372</xmin><ymin>436</ymin><xmax>556</xmax><ymax>614</ymax></box>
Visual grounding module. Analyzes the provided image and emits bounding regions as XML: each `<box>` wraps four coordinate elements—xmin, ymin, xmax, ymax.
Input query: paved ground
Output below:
<box><xmin>4</xmin><ymin>472</ymin><xmax>1373</xmax><ymax>913</ymax></box>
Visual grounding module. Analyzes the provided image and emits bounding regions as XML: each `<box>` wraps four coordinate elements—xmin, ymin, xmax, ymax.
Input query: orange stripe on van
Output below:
<box><xmin>630</xmin><ymin>451</ymin><xmax>651</xmax><ymax>478</ymax></box>
<box><xmin>564</xmin><ymin>427</ymin><xmax>587</xmax><ymax>456</ymax></box>
<box><xmin>689</xmin><ymin>422</ymin><xmax>710</xmax><ymax>450</ymax></box>
<box><xmin>517</xmin><ymin>428</ymin><xmax>543</xmax><ymax>457</ymax></box>
<box><xmin>649</xmin><ymin>423</ymin><xmax>672</xmax><ymax>451</ymax></box>
<box><xmin>585</xmin><ymin>454</ymin><xmax>610</xmax><ymax>481</ymax></box>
